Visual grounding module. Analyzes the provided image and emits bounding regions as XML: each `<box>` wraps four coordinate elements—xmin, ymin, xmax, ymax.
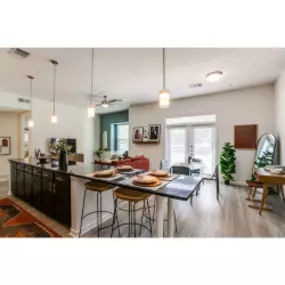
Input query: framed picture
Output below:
<box><xmin>143</xmin><ymin>127</ymin><xmax>149</xmax><ymax>141</ymax></box>
<box><xmin>0</xmin><ymin>136</ymin><xmax>11</xmax><ymax>155</ymax></box>
<box><xmin>234</xmin><ymin>124</ymin><xmax>258</xmax><ymax>149</ymax></box>
<box><xmin>148</xmin><ymin>124</ymin><xmax>161</xmax><ymax>141</ymax></box>
<box><xmin>132</xmin><ymin>126</ymin><xmax>144</xmax><ymax>142</ymax></box>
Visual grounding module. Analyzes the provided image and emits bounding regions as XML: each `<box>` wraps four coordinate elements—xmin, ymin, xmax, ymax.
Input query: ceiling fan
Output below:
<box><xmin>96</xmin><ymin>95</ymin><xmax>123</xmax><ymax>108</ymax></box>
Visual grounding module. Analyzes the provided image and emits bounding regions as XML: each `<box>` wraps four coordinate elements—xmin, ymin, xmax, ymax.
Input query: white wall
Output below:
<box><xmin>275</xmin><ymin>70</ymin><xmax>285</xmax><ymax>166</ymax></box>
<box><xmin>30</xmin><ymin>98</ymin><xmax>96</xmax><ymax>164</ymax></box>
<box><xmin>0</xmin><ymin>112</ymin><xmax>19</xmax><ymax>176</ymax></box>
<box><xmin>129</xmin><ymin>84</ymin><xmax>275</xmax><ymax>185</ymax></box>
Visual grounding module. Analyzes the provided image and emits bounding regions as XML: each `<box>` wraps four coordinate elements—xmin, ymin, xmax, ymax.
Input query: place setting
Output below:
<box><xmin>148</xmin><ymin>169</ymin><xmax>180</xmax><ymax>181</ymax></box>
<box><xmin>115</xmin><ymin>165</ymin><xmax>144</xmax><ymax>176</ymax></box>
<box><xmin>87</xmin><ymin>168</ymin><xmax>123</xmax><ymax>181</ymax></box>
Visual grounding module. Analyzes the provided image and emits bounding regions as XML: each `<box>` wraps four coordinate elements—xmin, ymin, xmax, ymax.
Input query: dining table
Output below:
<box><xmin>70</xmin><ymin>164</ymin><xmax>204</xmax><ymax>237</ymax></box>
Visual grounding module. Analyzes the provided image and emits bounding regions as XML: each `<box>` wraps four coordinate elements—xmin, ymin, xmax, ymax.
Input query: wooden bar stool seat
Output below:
<box><xmin>84</xmin><ymin>181</ymin><xmax>113</xmax><ymax>192</ymax></box>
<box><xmin>111</xmin><ymin>188</ymin><xmax>153</xmax><ymax>237</ymax></box>
<box><xmin>79</xmin><ymin>181</ymin><xmax>116</xmax><ymax>238</ymax></box>
<box><xmin>114</xmin><ymin>188</ymin><xmax>151</xmax><ymax>202</ymax></box>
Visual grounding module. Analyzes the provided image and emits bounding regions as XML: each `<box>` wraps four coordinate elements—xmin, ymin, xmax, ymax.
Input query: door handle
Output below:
<box><xmin>43</xmin><ymin>173</ymin><xmax>49</xmax><ymax>177</ymax></box>
<box><xmin>56</xmin><ymin>177</ymin><xmax>63</xmax><ymax>182</ymax></box>
<box><xmin>53</xmin><ymin>184</ymin><xmax>56</xmax><ymax>194</ymax></box>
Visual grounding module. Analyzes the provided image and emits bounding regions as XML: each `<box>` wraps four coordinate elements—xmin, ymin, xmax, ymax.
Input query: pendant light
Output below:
<box><xmin>50</xmin><ymin>59</ymin><xmax>58</xmax><ymax>123</ymax></box>
<box><xmin>27</xmin><ymin>75</ymin><xmax>34</xmax><ymax>128</ymax></box>
<box><xmin>158</xmin><ymin>48</ymin><xmax>170</xmax><ymax>108</ymax></box>
<box><xmin>87</xmin><ymin>48</ymin><xmax>95</xmax><ymax>118</ymax></box>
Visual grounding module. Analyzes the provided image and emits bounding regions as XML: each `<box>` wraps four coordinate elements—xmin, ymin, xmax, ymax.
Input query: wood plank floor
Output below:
<box><xmin>2</xmin><ymin>180</ymin><xmax>285</xmax><ymax>237</ymax></box>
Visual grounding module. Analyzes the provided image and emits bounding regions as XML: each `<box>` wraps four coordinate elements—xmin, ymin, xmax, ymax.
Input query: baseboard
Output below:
<box><xmin>0</xmin><ymin>173</ymin><xmax>8</xmax><ymax>182</ymax></box>
<box><xmin>69</xmin><ymin>212</ymin><xmax>113</xmax><ymax>237</ymax></box>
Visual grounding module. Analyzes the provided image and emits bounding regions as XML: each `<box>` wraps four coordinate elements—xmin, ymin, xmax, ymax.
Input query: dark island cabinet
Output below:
<box><xmin>54</xmin><ymin>173</ymin><xmax>71</xmax><ymax>226</ymax></box>
<box><xmin>24</xmin><ymin>171</ymin><xmax>33</xmax><ymax>202</ymax></box>
<box><xmin>10</xmin><ymin>162</ymin><xmax>71</xmax><ymax>228</ymax></box>
<box><xmin>11</xmin><ymin>166</ymin><xmax>17</xmax><ymax>196</ymax></box>
<box><xmin>32</xmin><ymin>169</ymin><xmax>42</xmax><ymax>209</ymax></box>
<box><xmin>42</xmin><ymin>170</ymin><xmax>55</xmax><ymax>217</ymax></box>
<box><xmin>16</xmin><ymin>169</ymin><xmax>25</xmax><ymax>199</ymax></box>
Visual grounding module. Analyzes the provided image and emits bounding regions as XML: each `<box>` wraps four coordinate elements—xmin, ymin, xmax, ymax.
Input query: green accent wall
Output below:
<box><xmin>100</xmin><ymin>110</ymin><xmax>129</xmax><ymax>150</ymax></box>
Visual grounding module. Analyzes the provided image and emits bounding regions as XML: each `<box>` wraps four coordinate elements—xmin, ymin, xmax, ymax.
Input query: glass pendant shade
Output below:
<box><xmin>28</xmin><ymin>120</ymin><xmax>34</xmax><ymax>128</ymax></box>
<box><xmin>87</xmin><ymin>106</ymin><xmax>95</xmax><ymax>118</ymax></box>
<box><xmin>159</xmin><ymin>89</ymin><xmax>170</xmax><ymax>108</ymax></box>
<box><xmin>158</xmin><ymin>48</ymin><xmax>170</xmax><ymax>108</ymax></box>
<box><xmin>51</xmin><ymin>114</ymin><xmax>58</xmax><ymax>124</ymax></box>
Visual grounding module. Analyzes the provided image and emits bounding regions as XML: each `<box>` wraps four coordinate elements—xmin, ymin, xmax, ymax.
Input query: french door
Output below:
<box><xmin>166</xmin><ymin>125</ymin><xmax>216</xmax><ymax>175</ymax></box>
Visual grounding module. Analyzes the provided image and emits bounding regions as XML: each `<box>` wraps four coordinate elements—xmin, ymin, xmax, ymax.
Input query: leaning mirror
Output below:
<box><xmin>253</xmin><ymin>133</ymin><xmax>276</xmax><ymax>169</ymax></box>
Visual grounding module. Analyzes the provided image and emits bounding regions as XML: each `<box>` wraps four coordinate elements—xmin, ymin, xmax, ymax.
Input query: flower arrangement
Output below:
<box><xmin>94</xmin><ymin>148</ymin><xmax>109</xmax><ymax>161</ymax></box>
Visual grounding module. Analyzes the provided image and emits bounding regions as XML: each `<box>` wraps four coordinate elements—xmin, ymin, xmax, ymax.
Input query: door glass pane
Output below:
<box><xmin>169</xmin><ymin>128</ymin><xmax>186</xmax><ymax>166</ymax></box>
<box><xmin>117</xmin><ymin>124</ymin><xmax>129</xmax><ymax>154</ymax></box>
<box><xmin>192</xmin><ymin>127</ymin><xmax>215</xmax><ymax>174</ymax></box>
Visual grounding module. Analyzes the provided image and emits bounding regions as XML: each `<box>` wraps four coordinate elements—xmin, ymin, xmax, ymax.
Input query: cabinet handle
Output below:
<box><xmin>53</xmin><ymin>184</ymin><xmax>56</xmax><ymax>194</ymax></box>
<box><xmin>56</xmin><ymin>177</ymin><xmax>63</xmax><ymax>182</ymax></box>
<box><xmin>43</xmin><ymin>173</ymin><xmax>49</xmax><ymax>177</ymax></box>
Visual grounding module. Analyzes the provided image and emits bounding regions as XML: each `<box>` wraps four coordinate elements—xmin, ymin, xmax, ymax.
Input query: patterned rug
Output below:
<box><xmin>0</xmin><ymin>198</ymin><xmax>61</xmax><ymax>237</ymax></box>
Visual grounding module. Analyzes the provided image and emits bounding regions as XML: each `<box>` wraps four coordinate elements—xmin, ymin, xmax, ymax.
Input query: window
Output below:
<box><xmin>166</xmin><ymin>114</ymin><xmax>216</xmax><ymax>125</ymax></box>
<box><xmin>116</xmin><ymin>123</ymin><xmax>129</xmax><ymax>154</ymax></box>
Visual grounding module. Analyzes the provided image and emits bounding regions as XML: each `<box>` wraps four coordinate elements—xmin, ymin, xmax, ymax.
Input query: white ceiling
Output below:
<box><xmin>0</xmin><ymin>48</ymin><xmax>284</xmax><ymax>114</ymax></box>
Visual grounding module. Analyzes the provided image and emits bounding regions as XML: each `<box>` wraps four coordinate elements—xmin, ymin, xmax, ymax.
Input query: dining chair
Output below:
<box><xmin>210</xmin><ymin>164</ymin><xmax>220</xmax><ymax>200</ymax></box>
<box><xmin>191</xmin><ymin>158</ymin><xmax>203</xmax><ymax>176</ymax></box>
<box><xmin>169</xmin><ymin>165</ymin><xmax>191</xmax><ymax>176</ymax></box>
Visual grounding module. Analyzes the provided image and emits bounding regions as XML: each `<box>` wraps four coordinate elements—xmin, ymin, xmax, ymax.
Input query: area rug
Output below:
<box><xmin>0</xmin><ymin>198</ymin><xmax>61</xmax><ymax>238</ymax></box>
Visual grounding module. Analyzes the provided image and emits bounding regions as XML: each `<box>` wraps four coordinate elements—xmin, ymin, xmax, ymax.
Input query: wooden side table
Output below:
<box><xmin>248</xmin><ymin>168</ymin><xmax>285</xmax><ymax>215</ymax></box>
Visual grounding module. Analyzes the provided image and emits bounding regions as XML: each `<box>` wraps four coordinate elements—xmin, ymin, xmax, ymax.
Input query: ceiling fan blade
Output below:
<box><xmin>108</xmin><ymin>99</ymin><xmax>123</xmax><ymax>103</ymax></box>
<box><xmin>96</xmin><ymin>103</ymin><xmax>103</xmax><ymax>106</ymax></box>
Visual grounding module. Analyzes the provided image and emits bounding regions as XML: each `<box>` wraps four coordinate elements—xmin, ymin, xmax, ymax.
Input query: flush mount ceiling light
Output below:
<box><xmin>87</xmin><ymin>48</ymin><xmax>96</xmax><ymax>118</ymax></box>
<box><xmin>102</xmin><ymin>102</ymin><xmax>110</xmax><ymax>108</ymax></box>
<box><xmin>205</xmin><ymin>71</ymin><xmax>223</xmax><ymax>82</ymax></box>
<box><xmin>50</xmin><ymin>59</ymin><xmax>58</xmax><ymax>124</ymax></box>
<box><xmin>158</xmin><ymin>48</ymin><xmax>170</xmax><ymax>108</ymax></box>
<box><xmin>27</xmin><ymin>75</ymin><xmax>34</xmax><ymax>128</ymax></box>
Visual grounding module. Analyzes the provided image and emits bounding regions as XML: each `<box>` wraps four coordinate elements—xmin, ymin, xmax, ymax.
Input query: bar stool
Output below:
<box><xmin>79</xmin><ymin>181</ymin><xmax>118</xmax><ymax>237</ymax></box>
<box><xmin>111</xmin><ymin>188</ymin><xmax>153</xmax><ymax>237</ymax></box>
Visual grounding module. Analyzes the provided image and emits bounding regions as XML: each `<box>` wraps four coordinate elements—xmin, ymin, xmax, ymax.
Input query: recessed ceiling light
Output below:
<box><xmin>205</xmin><ymin>71</ymin><xmax>223</xmax><ymax>82</ymax></box>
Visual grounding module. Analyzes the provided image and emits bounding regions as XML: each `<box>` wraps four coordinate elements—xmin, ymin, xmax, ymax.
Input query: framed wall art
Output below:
<box><xmin>234</xmin><ymin>124</ymin><xmax>257</xmax><ymax>149</ymax></box>
<box><xmin>148</xmin><ymin>124</ymin><xmax>161</xmax><ymax>142</ymax></box>
<box><xmin>132</xmin><ymin>126</ymin><xmax>144</xmax><ymax>142</ymax></box>
<box><xmin>0</xmin><ymin>136</ymin><xmax>11</xmax><ymax>155</ymax></box>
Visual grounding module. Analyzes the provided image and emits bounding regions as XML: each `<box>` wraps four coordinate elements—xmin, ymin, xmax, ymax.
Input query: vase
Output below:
<box><xmin>224</xmin><ymin>180</ymin><xmax>230</xmax><ymax>185</ymax></box>
<box><xmin>59</xmin><ymin>150</ymin><xmax>68</xmax><ymax>170</ymax></box>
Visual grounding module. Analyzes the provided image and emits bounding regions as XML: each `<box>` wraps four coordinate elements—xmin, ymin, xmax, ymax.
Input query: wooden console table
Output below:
<box><xmin>248</xmin><ymin>168</ymin><xmax>285</xmax><ymax>215</ymax></box>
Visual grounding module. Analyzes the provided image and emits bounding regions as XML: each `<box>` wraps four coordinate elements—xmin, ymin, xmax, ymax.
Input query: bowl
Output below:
<box><xmin>269</xmin><ymin>168</ymin><xmax>285</xmax><ymax>175</ymax></box>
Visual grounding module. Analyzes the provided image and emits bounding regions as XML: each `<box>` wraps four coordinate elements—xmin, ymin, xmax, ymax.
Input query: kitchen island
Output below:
<box><xmin>8</xmin><ymin>158</ymin><xmax>203</xmax><ymax>237</ymax></box>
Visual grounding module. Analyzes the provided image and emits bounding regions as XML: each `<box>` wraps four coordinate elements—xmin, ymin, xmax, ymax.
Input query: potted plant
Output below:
<box><xmin>49</xmin><ymin>138</ymin><xmax>72</xmax><ymax>169</ymax></box>
<box><xmin>220</xmin><ymin>142</ymin><xmax>236</xmax><ymax>185</ymax></box>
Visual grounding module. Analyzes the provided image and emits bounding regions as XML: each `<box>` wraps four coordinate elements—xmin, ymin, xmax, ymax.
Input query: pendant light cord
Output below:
<box><xmin>53</xmin><ymin>62</ymin><xmax>56</xmax><ymax>114</ymax></box>
<box><xmin>50</xmin><ymin>59</ymin><xmax>58</xmax><ymax>115</ymax></box>
<box><xmin>30</xmin><ymin>77</ymin><xmax>33</xmax><ymax>113</ymax></box>
<box><xmin>90</xmin><ymin>48</ymin><xmax>95</xmax><ymax>105</ymax></box>
<box><xmin>162</xmin><ymin>47</ymin><xmax>166</xmax><ymax>89</ymax></box>
<box><xmin>27</xmin><ymin>75</ymin><xmax>34</xmax><ymax>116</ymax></box>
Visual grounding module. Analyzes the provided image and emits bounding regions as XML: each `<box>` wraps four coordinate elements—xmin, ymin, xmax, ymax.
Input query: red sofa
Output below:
<box><xmin>94</xmin><ymin>155</ymin><xmax>149</xmax><ymax>171</ymax></box>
